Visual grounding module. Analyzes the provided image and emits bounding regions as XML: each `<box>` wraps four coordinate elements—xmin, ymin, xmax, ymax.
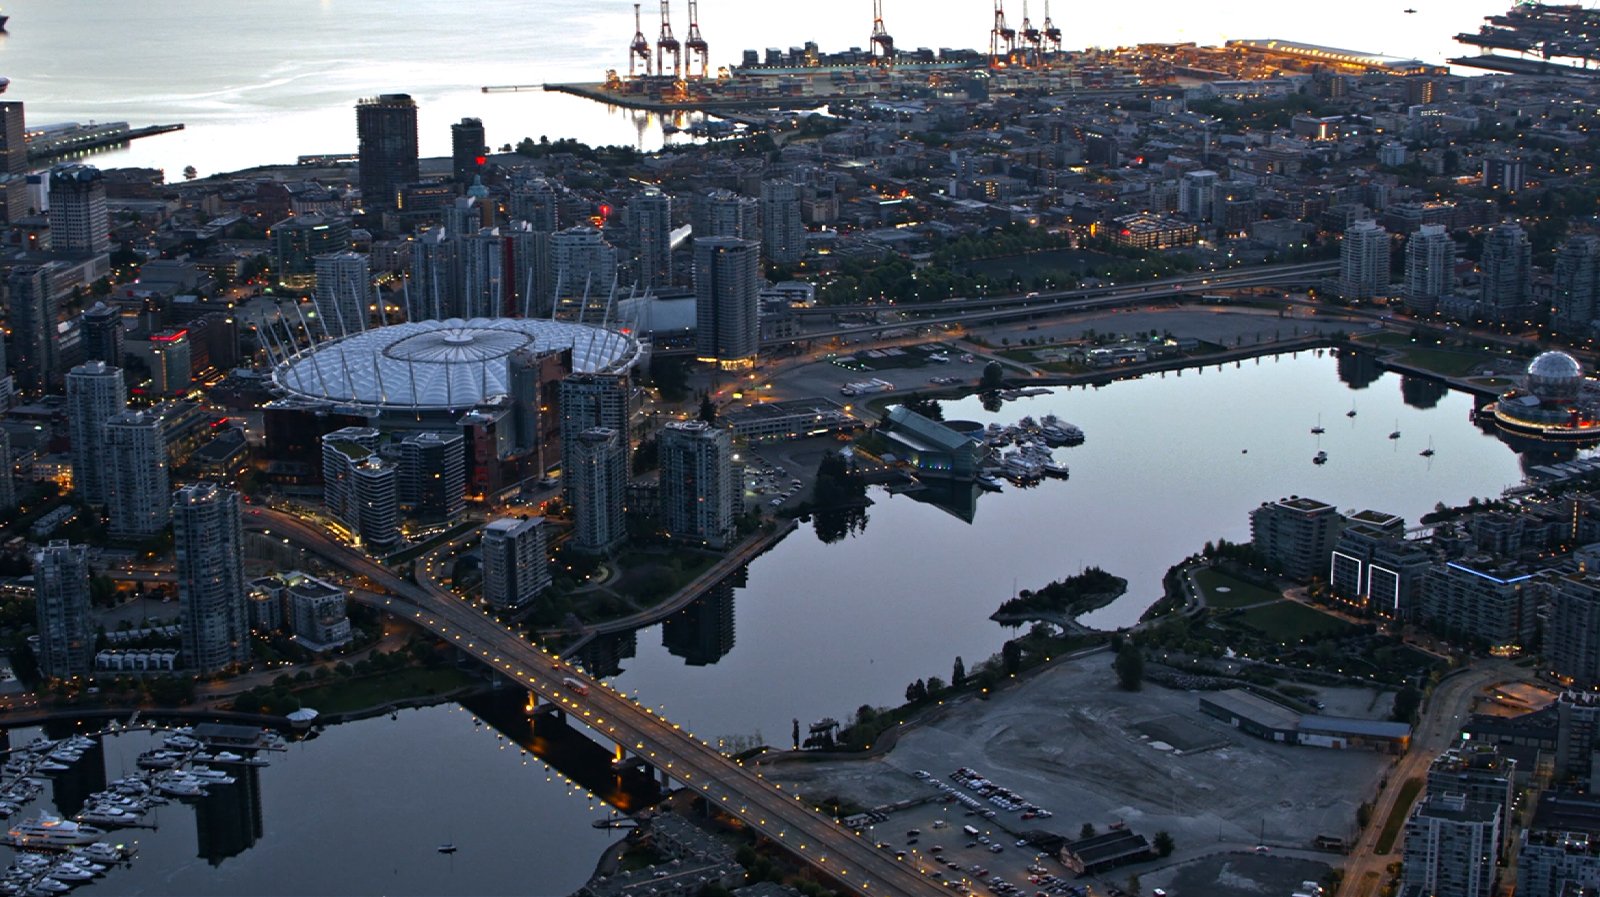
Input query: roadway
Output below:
<box><xmin>786</xmin><ymin>261</ymin><xmax>1340</xmax><ymax>318</ymax></box>
<box><xmin>765</xmin><ymin>261</ymin><xmax>1339</xmax><ymax>346</ymax></box>
<box><xmin>242</xmin><ymin>507</ymin><xmax>947</xmax><ymax>897</ymax></box>
<box><xmin>1340</xmin><ymin>660</ymin><xmax>1522</xmax><ymax>897</ymax></box>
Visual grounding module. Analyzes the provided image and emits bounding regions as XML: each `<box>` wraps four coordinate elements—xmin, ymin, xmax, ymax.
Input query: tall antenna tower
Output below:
<box><xmin>630</xmin><ymin>3</ymin><xmax>653</xmax><ymax>78</ymax></box>
<box><xmin>685</xmin><ymin>0</ymin><xmax>710</xmax><ymax>79</ymax></box>
<box><xmin>870</xmin><ymin>0</ymin><xmax>896</xmax><ymax>66</ymax></box>
<box><xmin>657</xmin><ymin>1</ymin><xmax>682</xmax><ymax>80</ymax></box>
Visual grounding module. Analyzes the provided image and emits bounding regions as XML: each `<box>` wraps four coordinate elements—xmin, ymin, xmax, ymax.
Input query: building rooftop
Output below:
<box><xmin>1203</xmin><ymin>689</ymin><xmax>1302</xmax><ymax>731</ymax></box>
<box><xmin>1415</xmin><ymin>792</ymin><xmax>1500</xmax><ymax>825</ymax></box>
<box><xmin>1348</xmin><ymin>509</ymin><xmax>1404</xmax><ymax>529</ymax></box>
<box><xmin>884</xmin><ymin>405</ymin><xmax>984</xmax><ymax>454</ymax></box>
<box><xmin>1268</xmin><ymin>496</ymin><xmax>1336</xmax><ymax>514</ymax></box>
<box><xmin>1533</xmin><ymin>792</ymin><xmax>1600</xmax><ymax>835</ymax></box>
<box><xmin>1299</xmin><ymin>715</ymin><xmax>1413</xmax><ymax>740</ymax></box>
<box><xmin>272</xmin><ymin>318</ymin><xmax>642</xmax><ymax>412</ymax></box>
<box><xmin>1063</xmin><ymin>829</ymin><xmax>1152</xmax><ymax>866</ymax></box>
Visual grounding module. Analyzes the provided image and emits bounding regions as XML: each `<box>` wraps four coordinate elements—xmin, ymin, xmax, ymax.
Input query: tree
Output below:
<box><xmin>1002</xmin><ymin>640</ymin><xmax>1022</xmax><ymax>676</ymax></box>
<box><xmin>1080</xmin><ymin>823</ymin><xmax>1097</xmax><ymax>840</ymax></box>
<box><xmin>1153</xmin><ymin>831</ymin><xmax>1174</xmax><ymax>858</ymax></box>
<box><xmin>699</xmin><ymin>397</ymin><xmax>718</xmax><ymax>423</ymax></box>
<box><xmin>1392</xmin><ymin>686</ymin><xmax>1423</xmax><ymax>724</ymax></box>
<box><xmin>981</xmin><ymin>361</ymin><xmax>1005</xmax><ymax>390</ymax></box>
<box><xmin>900</xmin><ymin>396</ymin><xmax>944</xmax><ymax>421</ymax></box>
<box><xmin>182</xmin><ymin>165</ymin><xmax>197</xmax><ymax>181</ymax></box>
<box><xmin>1114</xmin><ymin>644</ymin><xmax>1144</xmax><ymax>691</ymax></box>
<box><xmin>952</xmin><ymin>656</ymin><xmax>966</xmax><ymax>688</ymax></box>
<box><xmin>925</xmin><ymin>675</ymin><xmax>946</xmax><ymax>694</ymax></box>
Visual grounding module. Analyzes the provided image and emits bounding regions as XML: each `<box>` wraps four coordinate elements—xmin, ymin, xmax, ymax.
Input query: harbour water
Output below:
<box><xmin>602</xmin><ymin>350</ymin><xmax>1534</xmax><ymax>744</ymax></box>
<box><xmin>2</xmin><ymin>702</ymin><xmax>628</xmax><ymax>896</ymax></box>
<box><xmin>0</xmin><ymin>0</ymin><xmax>1510</xmax><ymax>177</ymax></box>
<box><xmin>0</xmin><ymin>350</ymin><xmax>1548</xmax><ymax>894</ymax></box>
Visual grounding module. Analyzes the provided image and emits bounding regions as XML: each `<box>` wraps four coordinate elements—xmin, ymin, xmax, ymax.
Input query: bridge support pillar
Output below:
<box><xmin>615</xmin><ymin>743</ymin><xmax>626</xmax><ymax>764</ymax></box>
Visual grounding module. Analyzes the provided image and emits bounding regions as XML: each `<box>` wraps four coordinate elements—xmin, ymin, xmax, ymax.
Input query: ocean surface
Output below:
<box><xmin>0</xmin><ymin>0</ymin><xmax>1511</xmax><ymax>177</ymax></box>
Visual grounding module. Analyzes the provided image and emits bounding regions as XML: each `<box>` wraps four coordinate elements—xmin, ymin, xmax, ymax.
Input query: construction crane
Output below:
<box><xmin>1020</xmin><ymin>0</ymin><xmax>1042</xmax><ymax>67</ymax></box>
<box><xmin>685</xmin><ymin>0</ymin><xmax>710</xmax><ymax>80</ymax></box>
<box><xmin>1042</xmin><ymin>0</ymin><xmax>1062</xmax><ymax>55</ymax></box>
<box><xmin>657</xmin><ymin>0</ymin><xmax>682</xmax><ymax>81</ymax></box>
<box><xmin>990</xmin><ymin>0</ymin><xmax>1017</xmax><ymax>67</ymax></box>
<box><xmin>870</xmin><ymin>0</ymin><xmax>895</xmax><ymax>66</ymax></box>
<box><xmin>629</xmin><ymin>3</ymin><xmax>653</xmax><ymax>78</ymax></box>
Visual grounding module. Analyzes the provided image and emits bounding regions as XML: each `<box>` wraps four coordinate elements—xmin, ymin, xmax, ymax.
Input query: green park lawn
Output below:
<box><xmin>290</xmin><ymin>667</ymin><xmax>478</xmax><ymax>715</ymax></box>
<box><xmin>1233</xmin><ymin>601</ymin><xmax>1357</xmax><ymax>643</ymax></box>
<box><xmin>1192</xmin><ymin>568</ymin><xmax>1282</xmax><ymax>609</ymax></box>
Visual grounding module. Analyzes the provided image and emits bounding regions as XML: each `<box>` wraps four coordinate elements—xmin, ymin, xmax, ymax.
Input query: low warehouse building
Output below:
<box><xmin>1199</xmin><ymin>688</ymin><xmax>1410</xmax><ymax>753</ymax></box>
<box><xmin>1059</xmin><ymin>830</ymin><xmax>1152</xmax><ymax>876</ymax></box>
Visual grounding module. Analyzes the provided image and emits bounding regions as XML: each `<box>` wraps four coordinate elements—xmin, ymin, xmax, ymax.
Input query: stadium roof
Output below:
<box><xmin>271</xmin><ymin>318</ymin><xmax>642</xmax><ymax>412</ymax></box>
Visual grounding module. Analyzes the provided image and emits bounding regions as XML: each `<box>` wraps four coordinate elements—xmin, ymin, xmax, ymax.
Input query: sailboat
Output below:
<box><xmin>1346</xmin><ymin>402</ymin><xmax>1357</xmax><ymax>419</ymax></box>
<box><xmin>1420</xmin><ymin>437</ymin><xmax>1435</xmax><ymax>458</ymax></box>
<box><xmin>1389</xmin><ymin>420</ymin><xmax>1401</xmax><ymax>440</ymax></box>
<box><xmin>437</xmin><ymin>843</ymin><xmax>457</xmax><ymax>855</ymax></box>
<box><xmin>1310</xmin><ymin>413</ymin><xmax>1325</xmax><ymax>435</ymax></box>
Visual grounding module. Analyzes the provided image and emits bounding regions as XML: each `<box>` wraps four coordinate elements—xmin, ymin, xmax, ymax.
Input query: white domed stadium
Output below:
<box><xmin>270</xmin><ymin>318</ymin><xmax>643</xmax><ymax>413</ymax></box>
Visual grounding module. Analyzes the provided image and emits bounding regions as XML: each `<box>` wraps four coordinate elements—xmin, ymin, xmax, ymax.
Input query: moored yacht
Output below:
<box><xmin>4</xmin><ymin>815</ymin><xmax>104</xmax><ymax>849</ymax></box>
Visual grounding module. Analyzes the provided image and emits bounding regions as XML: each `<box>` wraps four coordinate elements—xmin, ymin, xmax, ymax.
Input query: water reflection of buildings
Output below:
<box><xmin>47</xmin><ymin>738</ymin><xmax>105</xmax><ymax>819</ymax></box>
<box><xmin>195</xmin><ymin>764</ymin><xmax>264</xmax><ymax>866</ymax></box>
<box><xmin>1401</xmin><ymin>374</ymin><xmax>1450</xmax><ymax>410</ymax></box>
<box><xmin>662</xmin><ymin>580</ymin><xmax>738</xmax><ymax>667</ymax></box>
<box><xmin>903</xmin><ymin>479</ymin><xmax>983</xmax><ymax>524</ymax></box>
<box><xmin>1337</xmin><ymin>349</ymin><xmax>1384</xmax><ymax>390</ymax></box>
<box><xmin>572</xmin><ymin>630</ymin><xmax>638</xmax><ymax>678</ymax></box>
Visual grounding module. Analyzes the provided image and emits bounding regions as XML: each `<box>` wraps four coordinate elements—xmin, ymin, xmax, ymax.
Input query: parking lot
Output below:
<box><xmin>763</xmin><ymin>652</ymin><xmax>1385</xmax><ymax>895</ymax></box>
<box><xmin>861</xmin><ymin>796</ymin><xmax>1087</xmax><ymax>897</ymax></box>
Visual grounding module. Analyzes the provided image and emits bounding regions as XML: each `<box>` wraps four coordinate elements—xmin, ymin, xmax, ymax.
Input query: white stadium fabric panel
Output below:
<box><xmin>272</xmin><ymin>318</ymin><xmax>642</xmax><ymax>411</ymax></box>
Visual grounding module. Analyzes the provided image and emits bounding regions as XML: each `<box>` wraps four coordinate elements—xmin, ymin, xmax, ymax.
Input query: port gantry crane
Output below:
<box><xmin>629</xmin><ymin>3</ymin><xmax>653</xmax><ymax>78</ymax></box>
<box><xmin>990</xmin><ymin>0</ymin><xmax>1017</xmax><ymax>67</ymax></box>
<box><xmin>684</xmin><ymin>0</ymin><xmax>710</xmax><ymax>79</ymax></box>
<box><xmin>1042</xmin><ymin>0</ymin><xmax>1062</xmax><ymax>56</ymax></box>
<box><xmin>1020</xmin><ymin>0</ymin><xmax>1043</xmax><ymax>67</ymax></box>
<box><xmin>657</xmin><ymin>0</ymin><xmax>682</xmax><ymax>81</ymax></box>
<box><xmin>870</xmin><ymin>0</ymin><xmax>895</xmax><ymax>67</ymax></box>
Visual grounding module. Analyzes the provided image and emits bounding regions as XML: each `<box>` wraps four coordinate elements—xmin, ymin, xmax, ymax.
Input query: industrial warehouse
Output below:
<box><xmin>1199</xmin><ymin>689</ymin><xmax>1412</xmax><ymax>753</ymax></box>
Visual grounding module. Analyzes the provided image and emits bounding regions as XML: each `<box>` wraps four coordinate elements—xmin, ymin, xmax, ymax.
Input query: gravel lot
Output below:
<box><xmin>760</xmin><ymin>652</ymin><xmax>1388</xmax><ymax>894</ymax></box>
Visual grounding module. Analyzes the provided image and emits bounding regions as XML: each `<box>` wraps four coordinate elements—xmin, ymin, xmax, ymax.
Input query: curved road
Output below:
<box><xmin>244</xmin><ymin>507</ymin><xmax>946</xmax><ymax>897</ymax></box>
<box><xmin>1341</xmin><ymin>660</ymin><xmax>1521</xmax><ymax>897</ymax></box>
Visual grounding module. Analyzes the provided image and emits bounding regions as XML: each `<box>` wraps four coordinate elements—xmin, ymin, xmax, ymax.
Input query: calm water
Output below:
<box><xmin>3</xmin><ymin>703</ymin><xmax>625</xmax><ymax>896</ymax></box>
<box><xmin>4</xmin><ymin>351</ymin><xmax>1546</xmax><ymax>895</ymax></box>
<box><xmin>0</xmin><ymin>0</ymin><xmax>1508</xmax><ymax>177</ymax></box>
<box><xmin>604</xmin><ymin>351</ymin><xmax>1533</xmax><ymax>744</ymax></box>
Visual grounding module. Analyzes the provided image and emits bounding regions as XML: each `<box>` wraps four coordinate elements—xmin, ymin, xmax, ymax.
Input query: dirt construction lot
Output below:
<box><xmin>762</xmin><ymin>653</ymin><xmax>1387</xmax><ymax>894</ymax></box>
